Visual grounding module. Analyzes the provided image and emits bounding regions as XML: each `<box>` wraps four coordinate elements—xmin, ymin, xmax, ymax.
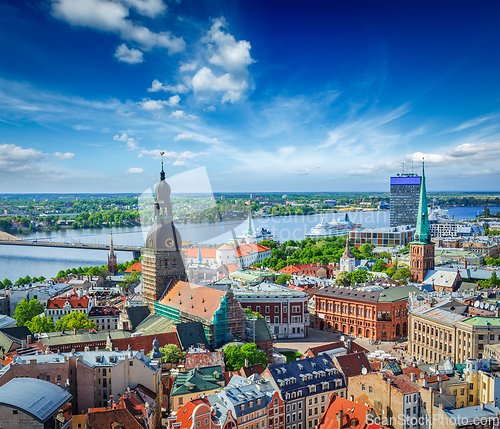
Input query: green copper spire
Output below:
<box><xmin>414</xmin><ymin>162</ymin><xmax>431</xmax><ymax>244</ymax></box>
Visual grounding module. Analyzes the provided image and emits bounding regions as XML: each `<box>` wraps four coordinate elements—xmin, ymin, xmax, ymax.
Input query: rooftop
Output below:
<box><xmin>0</xmin><ymin>378</ymin><xmax>72</xmax><ymax>423</ymax></box>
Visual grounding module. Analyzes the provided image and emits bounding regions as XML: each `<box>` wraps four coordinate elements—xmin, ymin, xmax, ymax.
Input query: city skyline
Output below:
<box><xmin>1</xmin><ymin>0</ymin><xmax>499</xmax><ymax>193</ymax></box>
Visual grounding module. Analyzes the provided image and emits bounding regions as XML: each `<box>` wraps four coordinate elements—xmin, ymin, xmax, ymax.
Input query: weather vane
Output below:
<box><xmin>160</xmin><ymin>151</ymin><xmax>165</xmax><ymax>165</ymax></box>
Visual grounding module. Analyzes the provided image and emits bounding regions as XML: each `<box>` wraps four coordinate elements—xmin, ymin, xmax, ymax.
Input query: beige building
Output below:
<box><xmin>409</xmin><ymin>296</ymin><xmax>500</xmax><ymax>364</ymax></box>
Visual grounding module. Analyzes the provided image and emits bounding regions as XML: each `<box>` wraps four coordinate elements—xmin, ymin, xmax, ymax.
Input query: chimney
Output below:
<box><xmin>337</xmin><ymin>409</ymin><xmax>344</xmax><ymax>429</ymax></box>
<box><xmin>27</xmin><ymin>335</ymin><xmax>31</xmax><ymax>345</ymax></box>
<box><xmin>411</xmin><ymin>373</ymin><xmax>416</xmax><ymax>382</ymax></box>
<box><xmin>439</xmin><ymin>403</ymin><xmax>443</xmax><ymax>411</ymax></box>
<box><xmin>465</xmin><ymin>260</ymin><xmax>468</xmax><ymax>269</ymax></box>
<box><xmin>481</xmin><ymin>403</ymin><xmax>485</xmax><ymax>410</ymax></box>
<box><xmin>95</xmin><ymin>346</ymin><xmax>98</xmax><ymax>351</ymax></box>
<box><xmin>365</xmin><ymin>409</ymin><xmax>372</xmax><ymax>424</ymax></box>
<box><xmin>245</xmin><ymin>358</ymin><xmax>249</xmax><ymax>367</ymax></box>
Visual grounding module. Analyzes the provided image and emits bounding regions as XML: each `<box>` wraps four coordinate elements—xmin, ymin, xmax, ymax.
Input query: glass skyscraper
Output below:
<box><xmin>390</xmin><ymin>175</ymin><xmax>421</xmax><ymax>228</ymax></box>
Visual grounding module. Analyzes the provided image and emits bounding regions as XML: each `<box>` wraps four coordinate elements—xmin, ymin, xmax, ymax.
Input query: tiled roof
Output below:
<box><xmin>132</xmin><ymin>314</ymin><xmax>175</xmax><ymax>336</ymax></box>
<box><xmin>46</xmin><ymin>293</ymin><xmax>89</xmax><ymax>309</ymax></box>
<box><xmin>183</xmin><ymin>248</ymin><xmax>217</xmax><ymax>258</ymax></box>
<box><xmin>112</xmin><ymin>332</ymin><xmax>180</xmax><ymax>353</ymax></box>
<box><xmin>334</xmin><ymin>352</ymin><xmax>372</xmax><ymax>378</ymax></box>
<box><xmin>185</xmin><ymin>350</ymin><xmax>225</xmax><ymax>370</ymax></box>
<box><xmin>87</xmin><ymin>408</ymin><xmax>145</xmax><ymax>429</ymax></box>
<box><xmin>304</xmin><ymin>341</ymin><xmax>368</xmax><ymax>357</ymax></box>
<box><xmin>124</xmin><ymin>262</ymin><xmax>142</xmax><ymax>273</ymax></box>
<box><xmin>89</xmin><ymin>306</ymin><xmax>120</xmax><ymax>317</ymax></box>
<box><xmin>169</xmin><ymin>398</ymin><xmax>211</xmax><ymax>428</ymax></box>
<box><xmin>318</xmin><ymin>396</ymin><xmax>378</xmax><ymax>429</ymax></box>
<box><xmin>158</xmin><ymin>280</ymin><xmax>226</xmax><ymax>322</ymax></box>
<box><xmin>237</xmin><ymin>363</ymin><xmax>265</xmax><ymax>378</ymax></box>
<box><xmin>125</xmin><ymin>306</ymin><xmax>151</xmax><ymax>329</ymax></box>
<box><xmin>315</xmin><ymin>285</ymin><xmax>420</xmax><ymax>303</ymax></box>
<box><xmin>390</xmin><ymin>374</ymin><xmax>421</xmax><ymax>395</ymax></box>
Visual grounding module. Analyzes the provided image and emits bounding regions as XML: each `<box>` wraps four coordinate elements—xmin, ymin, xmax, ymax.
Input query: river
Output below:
<box><xmin>0</xmin><ymin>207</ymin><xmax>497</xmax><ymax>282</ymax></box>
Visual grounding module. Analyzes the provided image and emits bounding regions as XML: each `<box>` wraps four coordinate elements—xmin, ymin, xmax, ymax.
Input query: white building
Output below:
<box><xmin>216</xmin><ymin>243</ymin><xmax>272</xmax><ymax>268</ymax></box>
<box><xmin>339</xmin><ymin>240</ymin><xmax>356</xmax><ymax>273</ymax></box>
<box><xmin>44</xmin><ymin>291</ymin><xmax>92</xmax><ymax>322</ymax></box>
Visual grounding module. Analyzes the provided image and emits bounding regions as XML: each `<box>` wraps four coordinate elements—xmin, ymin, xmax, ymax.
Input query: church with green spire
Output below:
<box><xmin>409</xmin><ymin>163</ymin><xmax>435</xmax><ymax>283</ymax></box>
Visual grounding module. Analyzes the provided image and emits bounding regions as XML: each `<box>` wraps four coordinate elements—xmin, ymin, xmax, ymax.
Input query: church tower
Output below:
<box><xmin>142</xmin><ymin>160</ymin><xmax>186</xmax><ymax>312</ymax></box>
<box><xmin>340</xmin><ymin>238</ymin><xmax>356</xmax><ymax>273</ymax></box>
<box><xmin>409</xmin><ymin>162</ymin><xmax>435</xmax><ymax>283</ymax></box>
<box><xmin>107</xmin><ymin>232</ymin><xmax>117</xmax><ymax>275</ymax></box>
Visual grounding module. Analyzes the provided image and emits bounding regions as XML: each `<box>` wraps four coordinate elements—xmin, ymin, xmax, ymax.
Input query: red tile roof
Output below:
<box><xmin>46</xmin><ymin>293</ymin><xmax>89</xmax><ymax>309</ymax></box>
<box><xmin>168</xmin><ymin>397</ymin><xmax>212</xmax><ymax>428</ymax></box>
<box><xmin>112</xmin><ymin>332</ymin><xmax>180</xmax><ymax>353</ymax></box>
<box><xmin>87</xmin><ymin>408</ymin><xmax>144</xmax><ymax>429</ymax></box>
<box><xmin>303</xmin><ymin>341</ymin><xmax>368</xmax><ymax>358</ymax></box>
<box><xmin>124</xmin><ymin>262</ymin><xmax>142</xmax><ymax>273</ymax></box>
<box><xmin>334</xmin><ymin>352</ymin><xmax>372</xmax><ymax>378</ymax></box>
<box><xmin>183</xmin><ymin>248</ymin><xmax>217</xmax><ymax>259</ymax></box>
<box><xmin>234</xmin><ymin>243</ymin><xmax>271</xmax><ymax>258</ymax></box>
<box><xmin>185</xmin><ymin>350</ymin><xmax>225</xmax><ymax>371</ymax></box>
<box><xmin>318</xmin><ymin>396</ymin><xmax>389</xmax><ymax>429</ymax></box>
<box><xmin>158</xmin><ymin>280</ymin><xmax>226</xmax><ymax>322</ymax></box>
<box><xmin>390</xmin><ymin>374</ymin><xmax>421</xmax><ymax>395</ymax></box>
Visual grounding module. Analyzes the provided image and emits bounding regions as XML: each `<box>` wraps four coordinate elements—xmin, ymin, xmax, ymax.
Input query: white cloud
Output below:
<box><xmin>114</xmin><ymin>132</ymin><xmax>138</xmax><ymax>150</ymax></box>
<box><xmin>0</xmin><ymin>144</ymin><xmax>45</xmax><ymax>173</ymax></box>
<box><xmin>126</xmin><ymin>167</ymin><xmax>144</xmax><ymax>174</ymax></box>
<box><xmin>174</xmin><ymin>133</ymin><xmax>217</xmax><ymax>143</ymax></box>
<box><xmin>191</xmin><ymin>67</ymin><xmax>248</xmax><ymax>103</ymax></box>
<box><xmin>73</xmin><ymin>124</ymin><xmax>90</xmax><ymax>131</ymax></box>
<box><xmin>54</xmin><ymin>152</ymin><xmax>75</xmax><ymax>160</ymax></box>
<box><xmin>114</xmin><ymin>43</ymin><xmax>144</xmax><ymax>64</ymax></box>
<box><xmin>138</xmin><ymin>149</ymin><xmax>207</xmax><ymax>165</ymax></box>
<box><xmin>51</xmin><ymin>0</ymin><xmax>185</xmax><ymax>54</ymax></box>
<box><xmin>137</xmin><ymin>98</ymin><xmax>179</xmax><ymax>111</ymax></box>
<box><xmin>296</xmin><ymin>168</ymin><xmax>310</xmax><ymax>175</ymax></box>
<box><xmin>147</xmin><ymin>79</ymin><xmax>188</xmax><ymax>93</ymax></box>
<box><xmin>116</xmin><ymin>109</ymin><xmax>134</xmax><ymax>117</ymax></box>
<box><xmin>206</xmin><ymin>17</ymin><xmax>254</xmax><ymax>74</ymax></box>
<box><xmin>169</xmin><ymin>110</ymin><xmax>198</xmax><ymax>120</ymax></box>
<box><xmin>179</xmin><ymin>60</ymin><xmax>199</xmax><ymax>72</ymax></box>
<box><xmin>278</xmin><ymin>146</ymin><xmax>296</xmax><ymax>156</ymax></box>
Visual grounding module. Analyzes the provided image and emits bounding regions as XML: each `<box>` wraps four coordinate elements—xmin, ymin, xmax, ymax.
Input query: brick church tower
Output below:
<box><xmin>409</xmin><ymin>163</ymin><xmax>434</xmax><ymax>283</ymax></box>
<box><xmin>141</xmin><ymin>160</ymin><xmax>186</xmax><ymax>312</ymax></box>
<box><xmin>107</xmin><ymin>232</ymin><xmax>117</xmax><ymax>275</ymax></box>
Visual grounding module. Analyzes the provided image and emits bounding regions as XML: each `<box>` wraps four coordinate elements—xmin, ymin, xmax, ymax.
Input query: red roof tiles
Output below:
<box><xmin>124</xmin><ymin>262</ymin><xmax>142</xmax><ymax>273</ymax></box>
<box><xmin>46</xmin><ymin>293</ymin><xmax>89</xmax><ymax>309</ymax></box>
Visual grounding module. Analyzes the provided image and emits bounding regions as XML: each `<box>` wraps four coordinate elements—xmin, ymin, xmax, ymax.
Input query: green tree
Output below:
<box><xmin>245</xmin><ymin>308</ymin><xmax>263</xmax><ymax>319</ymax></box>
<box><xmin>372</xmin><ymin>259</ymin><xmax>387</xmax><ymax>272</ymax></box>
<box><xmin>276</xmin><ymin>274</ymin><xmax>292</xmax><ymax>285</ymax></box>
<box><xmin>335</xmin><ymin>271</ymin><xmax>351</xmax><ymax>287</ymax></box>
<box><xmin>392</xmin><ymin>267</ymin><xmax>411</xmax><ymax>284</ymax></box>
<box><xmin>26</xmin><ymin>315</ymin><xmax>56</xmax><ymax>333</ymax></box>
<box><xmin>224</xmin><ymin>345</ymin><xmax>244</xmax><ymax>371</ymax></box>
<box><xmin>55</xmin><ymin>311</ymin><xmax>96</xmax><ymax>331</ymax></box>
<box><xmin>378</xmin><ymin>251</ymin><xmax>392</xmax><ymax>261</ymax></box>
<box><xmin>360</xmin><ymin>243</ymin><xmax>375</xmax><ymax>258</ymax></box>
<box><xmin>489</xmin><ymin>272</ymin><xmax>500</xmax><ymax>288</ymax></box>
<box><xmin>148</xmin><ymin>344</ymin><xmax>183</xmax><ymax>363</ymax></box>
<box><xmin>240</xmin><ymin>343</ymin><xmax>268</xmax><ymax>367</ymax></box>
<box><xmin>123</xmin><ymin>270</ymin><xmax>141</xmax><ymax>285</ymax></box>
<box><xmin>349</xmin><ymin>270</ymin><xmax>370</xmax><ymax>285</ymax></box>
<box><xmin>2</xmin><ymin>278</ymin><xmax>12</xmax><ymax>288</ymax></box>
<box><xmin>14</xmin><ymin>298</ymin><xmax>45</xmax><ymax>326</ymax></box>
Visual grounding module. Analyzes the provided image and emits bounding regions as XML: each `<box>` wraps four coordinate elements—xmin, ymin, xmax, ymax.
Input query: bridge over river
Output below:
<box><xmin>0</xmin><ymin>238</ymin><xmax>141</xmax><ymax>260</ymax></box>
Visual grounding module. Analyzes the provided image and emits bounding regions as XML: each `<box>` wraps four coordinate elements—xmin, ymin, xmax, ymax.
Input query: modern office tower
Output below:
<box><xmin>390</xmin><ymin>174</ymin><xmax>421</xmax><ymax>228</ymax></box>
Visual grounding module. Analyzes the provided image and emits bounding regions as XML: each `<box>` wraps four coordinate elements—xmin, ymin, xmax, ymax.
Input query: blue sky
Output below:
<box><xmin>1</xmin><ymin>0</ymin><xmax>499</xmax><ymax>193</ymax></box>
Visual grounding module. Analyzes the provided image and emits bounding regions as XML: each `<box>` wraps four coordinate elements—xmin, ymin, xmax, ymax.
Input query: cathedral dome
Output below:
<box><xmin>155</xmin><ymin>177</ymin><xmax>171</xmax><ymax>205</ymax></box>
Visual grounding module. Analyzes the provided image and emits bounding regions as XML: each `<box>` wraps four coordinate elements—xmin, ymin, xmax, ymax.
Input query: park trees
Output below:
<box><xmin>148</xmin><ymin>344</ymin><xmax>183</xmax><ymax>363</ymax></box>
<box><xmin>14</xmin><ymin>298</ymin><xmax>45</xmax><ymax>326</ymax></box>
<box><xmin>224</xmin><ymin>343</ymin><xmax>268</xmax><ymax>371</ymax></box>
<box><xmin>55</xmin><ymin>311</ymin><xmax>96</xmax><ymax>331</ymax></box>
<box><xmin>26</xmin><ymin>315</ymin><xmax>56</xmax><ymax>333</ymax></box>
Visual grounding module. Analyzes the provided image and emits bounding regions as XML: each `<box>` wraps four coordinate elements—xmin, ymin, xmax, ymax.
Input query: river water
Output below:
<box><xmin>0</xmin><ymin>207</ymin><xmax>497</xmax><ymax>282</ymax></box>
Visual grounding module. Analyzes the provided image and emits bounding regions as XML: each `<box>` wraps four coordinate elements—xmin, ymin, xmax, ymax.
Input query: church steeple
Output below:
<box><xmin>414</xmin><ymin>162</ymin><xmax>431</xmax><ymax>244</ymax></box>
<box><xmin>409</xmin><ymin>161</ymin><xmax>435</xmax><ymax>283</ymax></box>
<box><xmin>107</xmin><ymin>232</ymin><xmax>117</xmax><ymax>275</ymax></box>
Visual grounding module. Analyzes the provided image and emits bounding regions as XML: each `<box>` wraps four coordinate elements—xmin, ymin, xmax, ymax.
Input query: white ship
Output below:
<box><xmin>306</xmin><ymin>214</ymin><xmax>362</xmax><ymax>238</ymax></box>
<box><xmin>232</xmin><ymin>214</ymin><xmax>279</xmax><ymax>243</ymax></box>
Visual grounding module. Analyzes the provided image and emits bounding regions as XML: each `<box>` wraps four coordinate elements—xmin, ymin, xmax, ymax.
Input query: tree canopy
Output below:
<box><xmin>224</xmin><ymin>343</ymin><xmax>268</xmax><ymax>371</ymax></box>
<box><xmin>26</xmin><ymin>315</ymin><xmax>55</xmax><ymax>333</ymax></box>
<box><xmin>148</xmin><ymin>344</ymin><xmax>183</xmax><ymax>363</ymax></box>
<box><xmin>55</xmin><ymin>311</ymin><xmax>96</xmax><ymax>331</ymax></box>
<box><xmin>14</xmin><ymin>298</ymin><xmax>45</xmax><ymax>326</ymax></box>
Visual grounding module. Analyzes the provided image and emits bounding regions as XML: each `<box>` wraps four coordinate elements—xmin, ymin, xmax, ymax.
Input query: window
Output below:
<box><xmin>197</xmin><ymin>422</ymin><xmax>201</xmax><ymax>428</ymax></box>
<box><xmin>13</xmin><ymin>410</ymin><xmax>18</xmax><ymax>414</ymax></box>
<box><xmin>275</xmin><ymin>306</ymin><xmax>279</xmax><ymax>312</ymax></box>
<box><xmin>179</xmin><ymin>397</ymin><xmax>183</xmax><ymax>405</ymax></box>
<box><xmin>469</xmin><ymin>395</ymin><xmax>474</xmax><ymax>402</ymax></box>
<box><xmin>256</xmin><ymin>306</ymin><xmax>261</xmax><ymax>313</ymax></box>
<box><xmin>275</xmin><ymin>316</ymin><xmax>280</xmax><ymax>324</ymax></box>
<box><xmin>266</xmin><ymin>306</ymin><xmax>270</xmax><ymax>313</ymax></box>
<box><xmin>283</xmin><ymin>306</ymin><xmax>287</xmax><ymax>313</ymax></box>
<box><xmin>46</xmin><ymin>375</ymin><xmax>50</xmax><ymax>381</ymax></box>
<box><xmin>369</xmin><ymin>386</ymin><xmax>373</xmax><ymax>394</ymax></box>
<box><xmin>362</xmin><ymin>384</ymin><xmax>365</xmax><ymax>391</ymax></box>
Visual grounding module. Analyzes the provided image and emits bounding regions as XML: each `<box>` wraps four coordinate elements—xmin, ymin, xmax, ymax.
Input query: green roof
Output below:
<box><xmin>462</xmin><ymin>316</ymin><xmax>500</xmax><ymax>326</ymax></box>
<box><xmin>377</xmin><ymin>285</ymin><xmax>421</xmax><ymax>302</ymax></box>
<box><xmin>413</xmin><ymin>163</ymin><xmax>432</xmax><ymax>244</ymax></box>
<box><xmin>170</xmin><ymin>365</ymin><xmax>224</xmax><ymax>396</ymax></box>
<box><xmin>229</xmin><ymin>270</ymin><xmax>277</xmax><ymax>282</ymax></box>
<box><xmin>133</xmin><ymin>314</ymin><xmax>175</xmax><ymax>336</ymax></box>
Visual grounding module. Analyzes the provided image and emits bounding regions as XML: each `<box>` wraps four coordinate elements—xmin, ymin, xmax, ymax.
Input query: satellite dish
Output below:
<box><xmin>341</xmin><ymin>336</ymin><xmax>345</xmax><ymax>342</ymax></box>
<box><xmin>492</xmin><ymin>305</ymin><xmax>496</xmax><ymax>312</ymax></box>
<box><xmin>361</xmin><ymin>367</ymin><xmax>368</xmax><ymax>375</ymax></box>
<box><xmin>474</xmin><ymin>301</ymin><xmax>480</xmax><ymax>308</ymax></box>
<box><xmin>480</xmin><ymin>302</ymin><xmax>485</xmax><ymax>309</ymax></box>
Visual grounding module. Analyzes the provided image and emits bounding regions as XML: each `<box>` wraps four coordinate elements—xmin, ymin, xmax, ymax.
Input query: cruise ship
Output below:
<box><xmin>306</xmin><ymin>214</ymin><xmax>362</xmax><ymax>238</ymax></box>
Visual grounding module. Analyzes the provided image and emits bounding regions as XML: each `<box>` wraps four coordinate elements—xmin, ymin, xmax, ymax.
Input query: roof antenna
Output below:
<box><xmin>402</xmin><ymin>162</ymin><xmax>405</xmax><ymax>175</ymax></box>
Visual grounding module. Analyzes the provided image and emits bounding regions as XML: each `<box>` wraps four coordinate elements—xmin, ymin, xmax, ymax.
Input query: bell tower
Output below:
<box><xmin>107</xmin><ymin>232</ymin><xmax>117</xmax><ymax>275</ymax></box>
<box><xmin>141</xmin><ymin>156</ymin><xmax>187</xmax><ymax>312</ymax></box>
<box><xmin>409</xmin><ymin>162</ymin><xmax>434</xmax><ymax>283</ymax></box>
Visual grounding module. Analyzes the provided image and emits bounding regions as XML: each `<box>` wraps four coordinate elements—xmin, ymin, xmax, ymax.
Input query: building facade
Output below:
<box><xmin>234</xmin><ymin>284</ymin><xmax>309</xmax><ymax>339</ymax></box>
<box><xmin>390</xmin><ymin>174</ymin><xmax>421</xmax><ymax>228</ymax></box>
<box><xmin>314</xmin><ymin>285</ymin><xmax>420</xmax><ymax>341</ymax></box>
<box><xmin>339</xmin><ymin>240</ymin><xmax>355</xmax><ymax>273</ymax></box>
<box><xmin>88</xmin><ymin>306</ymin><xmax>120</xmax><ymax>331</ymax></box>
<box><xmin>348</xmin><ymin>225</ymin><xmax>415</xmax><ymax>249</ymax></box>
<box><xmin>44</xmin><ymin>291</ymin><xmax>91</xmax><ymax>322</ymax></box>
<box><xmin>262</xmin><ymin>355</ymin><xmax>347</xmax><ymax>429</ymax></box>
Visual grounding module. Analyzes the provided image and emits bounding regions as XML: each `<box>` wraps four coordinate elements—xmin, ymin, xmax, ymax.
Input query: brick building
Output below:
<box><xmin>314</xmin><ymin>285</ymin><xmax>420</xmax><ymax>341</ymax></box>
<box><xmin>234</xmin><ymin>283</ymin><xmax>309</xmax><ymax>339</ymax></box>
